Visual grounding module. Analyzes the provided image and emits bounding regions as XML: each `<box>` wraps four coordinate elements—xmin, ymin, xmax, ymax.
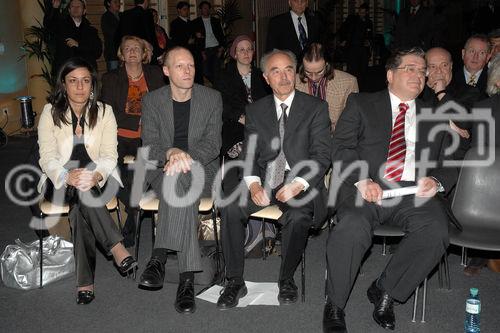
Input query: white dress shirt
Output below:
<box><xmin>202</xmin><ymin>17</ymin><xmax>219</xmax><ymax>48</ymax></box>
<box><xmin>463</xmin><ymin>67</ymin><xmax>483</xmax><ymax>85</ymax></box>
<box><xmin>290</xmin><ymin>11</ymin><xmax>308</xmax><ymax>41</ymax></box>
<box><xmin>244</xmin><ymin>91</ymin><xmax>310</xmax><ymax>191</ymax></box>
<box><xmin>388</xmin><ymin>91</ymin><xmax>416</xmax><ymax>181</ymax></box>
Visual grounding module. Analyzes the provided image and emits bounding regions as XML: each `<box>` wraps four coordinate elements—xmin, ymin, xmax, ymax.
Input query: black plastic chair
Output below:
<box><xmin>450</xmin><ymin>147</ymin><xmax>500</xmax><ymax>264</ymax></box>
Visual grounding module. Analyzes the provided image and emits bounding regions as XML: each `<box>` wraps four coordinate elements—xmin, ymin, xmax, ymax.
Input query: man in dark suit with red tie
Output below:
<box><xmin>266</xmin><ymin>0</ymin><xmax>321</xmax><ymax>62</ymax></box>
<box><xmin>323</xmin><ymin>48</ymin><xmax>457</xmax><ymax>332</ymax></box>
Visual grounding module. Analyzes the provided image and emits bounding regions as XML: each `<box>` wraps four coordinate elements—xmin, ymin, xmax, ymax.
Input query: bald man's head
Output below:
<box><xmin>425</xmin><ymin>47</ymin><xmax>453</xmax><ymax>88</ymax></box>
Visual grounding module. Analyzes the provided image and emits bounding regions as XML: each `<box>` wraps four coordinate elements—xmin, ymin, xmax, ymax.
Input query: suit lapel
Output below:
<box><xmin>284</xmin><ymin>91</ymin><xmax>306</xmax><ymax>143</ymax></box>
<box><xmin>287</xmin><ymin>13</ymin><xmax>302</xmax><ymax>52</ymax></box>
<box><xmin>161</xmin><ymin>87</ymin><xmax>175</xmax><ymax>144</ymax></box>
<box><xmin>188</xmin><ymin>85</ymin><xmax>202</xmax><ymax>149</ymax></box>
<box><xmin>380</xmin><ymin>90</ymin><xmax>393</xmax><ymax>144</ymax></box>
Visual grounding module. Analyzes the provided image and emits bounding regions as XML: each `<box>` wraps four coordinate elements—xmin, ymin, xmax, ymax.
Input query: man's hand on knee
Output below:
<box><xmin>275</xmin><ymin>182</ymin><xmax>304</xmax><ymax>203</ymax></box>
<box><xmin>164</xmin><ymin>148</ymin><xmax>193</xmax><ymax>175</ymax></box>
<box><xmin>356</xmin><ymin>179</ymin><xmax>382</xmax><ymax>204</ymax></box>
<box><xmin>249</xmin><ymin>182</ymin><xmax>271</xmax><ymax>206</ymax></box>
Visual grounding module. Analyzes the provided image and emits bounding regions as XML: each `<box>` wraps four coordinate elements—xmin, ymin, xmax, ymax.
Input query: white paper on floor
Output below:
<box><xmin>196</xmin><ymin>281</ymin><xmax>280</xmax><ymax>306</ymax></box>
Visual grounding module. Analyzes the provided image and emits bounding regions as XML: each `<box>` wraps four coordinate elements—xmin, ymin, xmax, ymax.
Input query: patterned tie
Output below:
<box><xmin>467</xmin><ymin>73</ymin><xmax>477</xmax><ymax>87</ymax></box>
<box><xmin>297</xmin><ymin>16</ymin><xmax>308</xmax><ymax>49</ymax></box>
<box><xmin>384</xmin><ymin>103</ymin><xmax>409</xmax><ymax>182</ymax></box>
<box><xmin>267</xmin><ymin>103</ymin><xmax>288</xmax><ymax>189</ymax></box>
<box><xmin>312</xmin><ymin>81</ymin><xmax>318</xmax><ymax>97</ymax></box>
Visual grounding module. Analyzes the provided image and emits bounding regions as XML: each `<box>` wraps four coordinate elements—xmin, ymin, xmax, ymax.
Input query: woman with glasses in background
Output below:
<box><xmin>100</xmin><ymin>36</ymin><xmax>165</xmax><ymax>247</ymax></box>
<box><xmin>214</xmin><ymin>35</ymin><xmax>270</xmax><ymax>190</ymax></box>
<box><xmin>296</xmin><ymin>43</ymin><xmax>359</xmax><ymax>131</ymax></box>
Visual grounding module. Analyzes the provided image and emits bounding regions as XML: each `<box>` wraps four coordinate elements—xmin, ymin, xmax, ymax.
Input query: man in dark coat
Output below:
<box><xmin>265</xmin><ymin>0</ymin><xmax>321</xmax><ymax>62</ymax></box>
<box><xmin>44</xmin><ymin>0</ymin><xmax>102</xmax><ymax>73</ymax></box>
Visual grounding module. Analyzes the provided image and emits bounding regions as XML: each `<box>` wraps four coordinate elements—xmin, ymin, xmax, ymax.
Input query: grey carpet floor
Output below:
<box><xmin>1</xmin><ymin>137</ymin><xmax>499</xmax><ymax>333</ymax></box>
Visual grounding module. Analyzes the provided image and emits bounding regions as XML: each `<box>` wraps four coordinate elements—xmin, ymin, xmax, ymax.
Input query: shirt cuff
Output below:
<box><xmin>292</xmin><ymin>177</ymin><xmax>309</xmax><ymax>191</ymax></box>
<box><xmin>244</xmin><ymin>176</ymin><xmax>261</xmax><ymax>189</ymax></box>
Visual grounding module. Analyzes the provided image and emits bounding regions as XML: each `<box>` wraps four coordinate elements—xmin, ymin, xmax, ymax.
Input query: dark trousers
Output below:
<box><xmin>203</xmin><ymin>46</ymin><xmax>221</xmax><ymax>84</ymax></box>
<box><xmin>220</xmin><ymin>186</ymin><xmax>315</xmax><ymax>281</ymax></box>
<box><xmin>44</xmin><ymin>178</ymin><xmax>123</xmax><ymax>287</ymax></box>
<box><xmin>326</xmin><ymin>194</ymin><xmax>449</xmax><ymax>308</ymax></box>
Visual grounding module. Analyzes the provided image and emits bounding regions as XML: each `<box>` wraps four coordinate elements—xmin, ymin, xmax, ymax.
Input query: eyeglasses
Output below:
<box><xmin>236</xmin><ymin>48</ymin><xmax>254</xmax><ymax>54</ymax></box>
<box><xmin>304</xmin><ymin>66</ymin><xmax>326</xmax><ymax>79</ymax></box>
<box><xmin>394</xmin><ymin>65</ymin><xmax>427</xmax><ymax>76</ymax></box>
<box><xmin>464</xmin><ymin>48</ymin><xmax>489</xmax><ymax>58</ymax></box>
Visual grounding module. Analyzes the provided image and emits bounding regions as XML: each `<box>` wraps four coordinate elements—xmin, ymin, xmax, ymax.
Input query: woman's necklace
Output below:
<box><xmin>128</xmin><ymin>70</ymin><xmax>143</xmax><ymax>81</ymax></box>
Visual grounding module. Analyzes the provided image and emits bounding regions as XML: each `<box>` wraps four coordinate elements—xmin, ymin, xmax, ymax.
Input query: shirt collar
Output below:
<box><xmin>464</xmin><ymin>67</ymin><xmax>483</xmax><ymax>81</ymax></box>
<box><xmin>290</xmin><ymin>10</ymin><xmax>305</xmax><ymax>21</ymax></box>
<box><xmin>179</xmin><ymin>16</ymin><xmax>188</xmax><ymax>22</ymax></box>
<box><xmin>273</xmin><ymin>90</ymin><xmax>296</xmax><ymax>117</ymax></box>
<box><xmin>388</xmin><ymin>90</ymin><xmax>415</xmax><ymax>112</ymax></box>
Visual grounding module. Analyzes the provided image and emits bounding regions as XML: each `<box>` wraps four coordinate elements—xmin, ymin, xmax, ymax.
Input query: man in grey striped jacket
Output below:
<box><xmin>138</xmin><ymin>47</ymin><xmax>222</xmax><ymax>314</ymax></box>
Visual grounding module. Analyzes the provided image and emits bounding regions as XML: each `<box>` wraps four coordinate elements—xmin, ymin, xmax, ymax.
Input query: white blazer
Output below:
<box><xmin>37</xmin><ymin>102</ymin><xmax>123</xmax><ymax>192</ymax></box>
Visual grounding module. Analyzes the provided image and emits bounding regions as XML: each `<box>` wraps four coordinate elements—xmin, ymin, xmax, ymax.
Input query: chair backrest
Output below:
<box><xmin>451</xmin><ymin>147</ymin><xmax>500</xmax><ymax>230</ymax></box>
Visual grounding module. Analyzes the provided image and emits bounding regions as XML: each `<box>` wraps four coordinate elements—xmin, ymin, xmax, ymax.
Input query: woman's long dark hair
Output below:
<box><xmin>47</xmin><ymin>57</ymin><xmax>101</xmax><ymax>129</ymax></box>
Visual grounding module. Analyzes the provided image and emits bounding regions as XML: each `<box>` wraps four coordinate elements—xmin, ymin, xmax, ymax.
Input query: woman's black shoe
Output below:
<box><xmin>76</xmin><ymin>290</ymin><xmax>95</xmax><ymax>305</ymax></box>
<box><xmin>117</xmin><ymin>256</ymin><xmax>138</xmax><ymax>275</ymax></box>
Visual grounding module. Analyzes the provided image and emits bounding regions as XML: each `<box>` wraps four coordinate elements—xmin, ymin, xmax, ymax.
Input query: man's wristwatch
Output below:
<box><xmin>430</xmin><ymin>176</ymin><xmax>445</xmax><ymax>192</ymax></box>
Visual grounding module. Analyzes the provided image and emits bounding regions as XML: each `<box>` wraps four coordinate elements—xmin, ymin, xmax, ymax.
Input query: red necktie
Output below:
<box><xmin>384</xmin><ymin>103</ymin><xmax>409</xmax><ymax>182</ymax></box>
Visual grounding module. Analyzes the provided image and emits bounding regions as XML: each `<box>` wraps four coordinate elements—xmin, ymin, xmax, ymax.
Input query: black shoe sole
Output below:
<box><xmin>278</xmin><ymin>295</ymin><xmax>298</xmax><ymax>305</ymax></box>
<box><xmin>175</xmin><ymin>304</ymin><xmax>196</xmax><ymax>314</ymax></box>
<box><xmin>371</xmin><ymin>313</ymin><xmax>395</xmax><ymax>330</ymax></box>
<box><xmin>217</xmin><ymin>287</ymin><xmax>248</xmax><ymax>310</ymax></box>
<box><xmin>138</xmin><ymin>279</ymin><xmax>164</xmax><ymax>289</ymax></box>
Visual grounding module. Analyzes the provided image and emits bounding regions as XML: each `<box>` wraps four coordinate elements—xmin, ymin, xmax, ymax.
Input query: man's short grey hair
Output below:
<box><xmin>260</xmin><ymin>49</ymin><xmax>297</xmax><ymax>73</ymax></box>
<box><xmin>486</xmin><ymin>54</ymin><xmax>500</xmax><ymax>96</ymax></box>
<box><xmin>464</xmin><ymin>34</ymin><xmax>492</xmax><ymax>53</ymax></box>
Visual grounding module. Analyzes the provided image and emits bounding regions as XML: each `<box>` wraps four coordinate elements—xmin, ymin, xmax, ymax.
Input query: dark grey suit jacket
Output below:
<box><xmin>243</xmin><ymin>90</ymin><xmax>332</xmax><ymax>224</ymax></box>
<box><xmin>332</xmin><ymin>90</ymin><xmax>458</xmax><ymax>209</ymax></box>
<box><xmin>141</xmin><ymin>84</ymin><xmax>222</xmax><ymax>189</ymax></box>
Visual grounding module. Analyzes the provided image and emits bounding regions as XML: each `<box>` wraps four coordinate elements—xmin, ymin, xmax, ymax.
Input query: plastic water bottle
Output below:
<box><xmin>465</xmin><ymin>288</ymin><xmax>481</xmax><ymax>333</ymax></box>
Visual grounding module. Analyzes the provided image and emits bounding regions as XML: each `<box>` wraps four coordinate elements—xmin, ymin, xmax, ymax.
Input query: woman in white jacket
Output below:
<box><xmin>38</xmin><ymin>57</ymin><xmax>136</xmax><ymax>304</ymax></box>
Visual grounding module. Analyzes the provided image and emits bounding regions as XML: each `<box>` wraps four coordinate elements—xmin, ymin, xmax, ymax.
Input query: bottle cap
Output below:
<box><xmin>470</xmin><ymin>288</ymin><xmax>478</xmax><ymax>296</ymax></box>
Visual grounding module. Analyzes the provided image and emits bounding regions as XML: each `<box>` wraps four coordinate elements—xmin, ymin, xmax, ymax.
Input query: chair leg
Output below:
<box><xmin>133</xmin><ymin>209</ymin><xmax>143</xmax><ymax>280</ymax></box>
<box><xmin>301</xmin><ymin>250</ymin><xmax>305</xmax><ymax>303</ymax></box>
<box><xmin>211</xmin><ymin>206</ymin><xmax>222</xmax><ymax>284</ymax></box>
<box><xmin>420</xmin><ymin>277</ymin><xmax>427</xmax><ymax>323</ymax></box>
<box><xmin>444</xmin><ymin>253</ymin><xmax>451</xmax><ymax>290</ymax></box>
<box><xmin>324</xmin><ymin>268</ymin><xmax>328</xmax><ymax>302</ymax></box>
<box><xmin>39</xmin><ymin>212</ymin><xmax>44</xmax><ymax>289</ymax></box>
<box><xmin>461</xmin><ymin>247</ymin><xmax>468</xmax><ymax>266</ymax></box>
<box><xmin>438</xmin><ymin>257</ymin><xmax>443</xmax><ymax>289</ymax></box>
<box><xmin>381</xmin><ymin>236</ymin><xmax>387</xmax><ymax>256</ymax></box>
<box><xmin>412</xmin><ymin>284</ymin><xmax>419</xmax><ymax>322</ymax></box>
<box><xmin>151</xmin><ymin>212</ymin><xmax>156</xmax><ymax>250</ymax></box>
<box><xmin>261</xmin><ymin>218</ymin><xmax>267</xmax><ymax>260</ymax></box>
<box><xmin>115</xmin><ymin>201</ymin><xmax>123</xmax><ymax>234</ymax></box>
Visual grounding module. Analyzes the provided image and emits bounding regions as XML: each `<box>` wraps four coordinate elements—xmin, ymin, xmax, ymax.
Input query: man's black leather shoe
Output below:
<box><xmin>76</xmin><ymin>290</ymin><xmax>95</xmax><ymax>305</ymax></box>
<box><xmin>278</xmin><ymin>278</ymin><xmax>298</xmax><ymax>304</ymax></box>
<box><xmin>138</xmin><ymin>257</ymin><xmax>165</xmax><ymax>288</ymax></box>
<box><xmin>367</xmin><ymin>280</ymin><xmax>395</xmax><ymax>330</ymax></box>
<box><xmin>323</xmin><ymin>300</ymin><xmax>347</xmax><ymax>333</ymax></box>
<box><xmin>217</xmin><ymin>279</ymin><xmax>247</xmax><ymax>310</ymax></box>
<box><xmin>175</xmin><ymin>278</ymin><xmax>196</xmax><ymax>314</ymax></box>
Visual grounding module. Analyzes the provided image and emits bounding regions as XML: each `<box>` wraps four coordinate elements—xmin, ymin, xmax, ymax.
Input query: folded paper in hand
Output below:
<box><xmin>196</xmin><ymin>281</ymin><xmax>280</xmax><ymax>306</ymax></box>
<box><xmin>382</xmin><ymin>186</ymin><xmax>418</xmax><ymax>199</ymax></box>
